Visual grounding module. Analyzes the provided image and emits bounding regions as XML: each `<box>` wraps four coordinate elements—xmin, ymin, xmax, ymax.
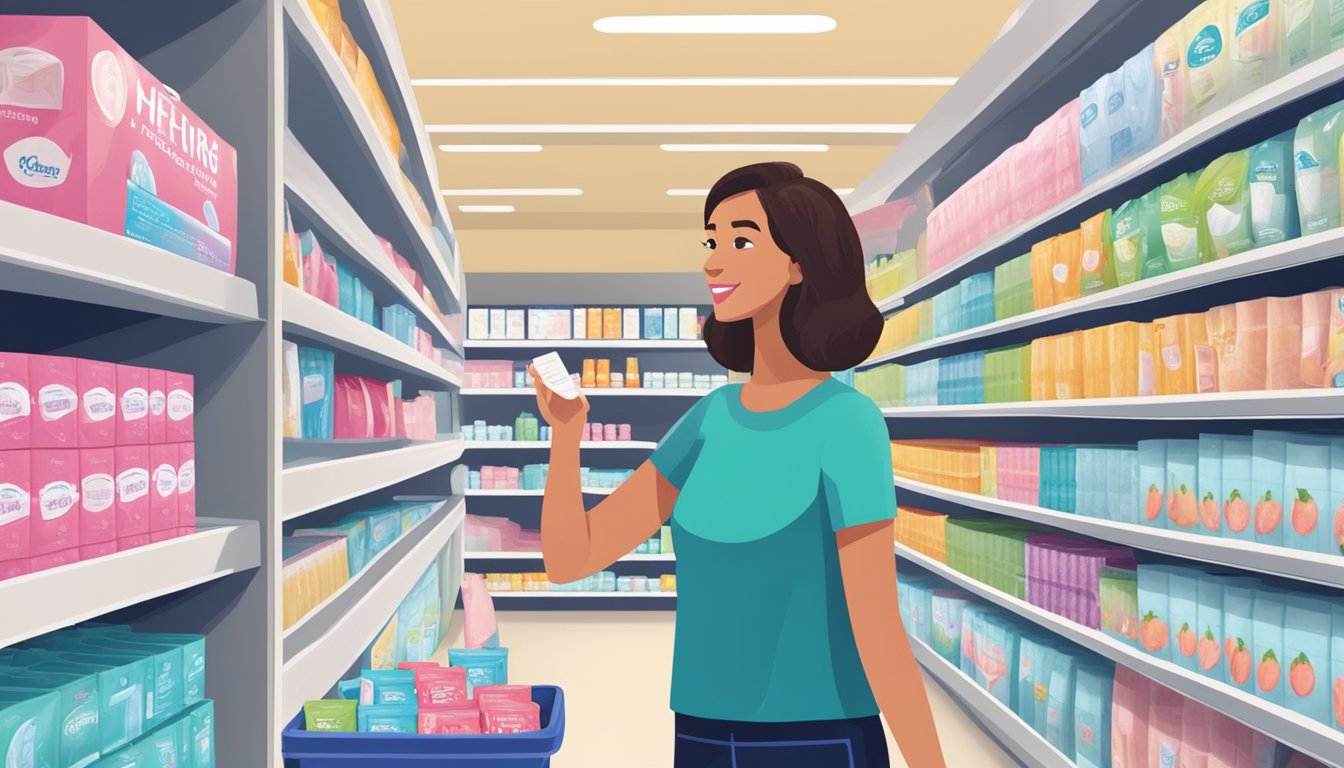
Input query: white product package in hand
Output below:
<box><xmin>463</xmin><ymin>573</ymin><xmax>500</xmax><ymax>649</ymax></box>
<box><xmin>532</xmin><ymin>352</ymin><xmax>579</xmax><ymax>400</ymax></box>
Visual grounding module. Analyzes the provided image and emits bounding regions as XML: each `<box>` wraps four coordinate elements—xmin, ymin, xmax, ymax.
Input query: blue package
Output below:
<box><xmin>447</xmin><ymin>648</ymin><xmax>509</xmax><ymax>696</ymax></box>
<box><xmin>298</xmin><ymin>347</ymin><xmax>335</xmax><ymax>439</ymax></box>
<box><xmin>356</xmin><ymin>703</ymin><xmax>418</xmax><ymax>733</ymax></box>
<box><xmin>643</xmin><ymin>307</ymin><xmax>663</xmax><ymax>340</ymax></box>
<box><xmin>358</xmin><ymin>670</ymin><xmax>415</xmax><ymax>706</ymax></box>
<box><xmin>336</xmin><ymin>261</ymin><xmax>357</xmax><ymax>318</ymax></box>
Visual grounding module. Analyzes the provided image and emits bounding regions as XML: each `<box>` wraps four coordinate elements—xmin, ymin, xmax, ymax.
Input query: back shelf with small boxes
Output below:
<box><xmin>461</xmin><ymin>303</ymin><xmax>724</xmax><ymax>611</ymax></box>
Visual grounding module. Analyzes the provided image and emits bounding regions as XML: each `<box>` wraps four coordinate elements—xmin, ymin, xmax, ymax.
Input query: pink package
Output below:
<box><xmin>176</xmin><ymin>442</ymin><xmax>195</xmax><ymax>531</ymax></box>
<box><xmin>364</xmin><ymin>378</ymin><xmax>392</xmax><ymax>438</ymax></box>
<box><xmin>0</xmin><ymin>449</ymin><xmax>32</xmax><ymax>568</ymax></box>
<box><xmin>31</xmin><ymin>547</ymin><xmax>80</xmax><ymax>571</ymax></box>
<box><xmin>30</xmin><ymin>355</ymin><xmax>77</xmax><ymax>448</ymax></box>
<box><xmin>114</xmin><ymin>444</ymin><xmax>149</xmax><ymax>537</ymax></box>
<box><xmin>462</xmin><ymin>573</ymin><xmax>499</xmax><ymax>649</ymax></box>
<box><xmin>115</xmin><ymin>365</ymin><xmax>149</xmax><ymax>445</ymax></box>
<box><xmin>164</xmin><ymin>371</ymin><xmax>193</xmax><ymax>442</ymax></box>
<box><xmin>333</xmin><ymin>376</ymin><xmax>371</xmax><ymax>439</ymax></box>
<box><xmin>507</xmin><ymin>467</ymin><xmax>519</xmax><ymax>489</ymax></box>
<box><xmin>419</xmin><ymin>708</ymin><xmax>481</xmax><ymax>735</ymax></box>
<box><xmin>1146</xmin><ymin>683</ymin><xmax>1184</xmax><ymax>768</ymax></box>
<box><xmin>119</xmin><ymin>533</ymin><xmax>149</xmax><ymax>550</ymax></box>
<box><xmin>78</xmin><ymin>447</ymin><xmax>115</xmax><ymax>545</ymax></box>
<box><xmin>147</xmin><ymin>368</ymin><xmax>167</xmax><ymax>443</ymax></box>
<box><xmin>0</xmin><ymin>353</ymin><xmax>31</xmax><ymax>449</ymax></box>
<box><xmin>617</xmin><ymin>424</ymin><xmax>631</xmax><ymax>441</ymax></box>
<box><xmin>148</xmin><ymin>529</ymin><xmax>177</xmax><ymax>543</ymax></box>
<box><xmin>473</xmin><ymin>685</ymin><xmax>532</xmax><ymax>705</ymax></box>
<box><xmin>76</xmin><ymin>358</ymin><xmax>116</xmax><ymax>447</ymax></box>
<box><xmin>0</xmin><ymin>16</ymin><xmax>238</xmax><ymax>273</ymax></box>
<box><xmin>481</xmin><ymin>701</ymin><xmax>541</xmax><ymax>734</ymax></box>
<box><xmin>589</xmin><ymin>422</ymin><xmax>603</xmax><ymax>442</ymax></box>
<box><xmin>78</xmin><ymin>540</ymin><xmax>116</xmax><ymax>560</ymax></box>
<box><xmin>415</xmin><ymin>666</ymin><xmax>469</xmax><ymax>706</ymax></box>
<box><xmin>603</xmin><ymin>423</ymin><xmax>617</xmax><ymax>441</ymax></box>
<box><xmin>0</xmin><ymin>559</ymin><xmax>28</xmax><ymax>581</ymax></box>
<box><xmin>581</xmin><ymin>423</ymin><xmax>591</xmax><ymax>442</ymax></box>
<box><xmin>1052</xmin><ymin>98</ymin><xmax>1083</xmax><ymax>201</ymax></box>
<box><xmin>31</xmin><ymin>449</ymin><xmax>79</xmax><ymax>554</ymax></box>
<box><xmin>148</xmin><ymin>443</ymin><xmax>178</xmax><ymax>532</ymax></box>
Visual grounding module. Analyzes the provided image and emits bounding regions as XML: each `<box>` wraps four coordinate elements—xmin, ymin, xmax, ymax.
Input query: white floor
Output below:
<box><xmin>442</xmin><ymin>610</ymin><xmax>1018</xmax><ymax>767</ymax></box>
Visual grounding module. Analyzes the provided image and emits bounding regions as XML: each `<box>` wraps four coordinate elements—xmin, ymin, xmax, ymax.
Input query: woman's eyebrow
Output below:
<box><xmin>705</xmin><ymin>223</ymin><xmax>716</xmax><ymax>231</ymax></box>
<box><xmin>731</xmin><ymin>220</ymin><xmax>760</xmax><ymax>231</ymax></box>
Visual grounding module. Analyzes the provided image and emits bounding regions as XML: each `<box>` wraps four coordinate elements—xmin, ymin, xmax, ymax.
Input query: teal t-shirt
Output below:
<box><xmin>650</xmin><ymin>378</ymin><xmax>897</xmax><ymax>722</ymax></box>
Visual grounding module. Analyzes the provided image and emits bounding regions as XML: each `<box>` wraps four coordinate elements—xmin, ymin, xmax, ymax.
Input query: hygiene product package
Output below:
<box><xmin>1294</xmin><ymin>99</ymin><xmax>1344</xmax><ymax>236</ymax></box>
<box><xmin>1195</xmin><ymin>150</ymin><xmax>1254</xmax><ymax>261</ymax></box>
<box><xmin>1249</xmin><ymin>129</ymin><xmax>1301</xmax><ymax>247</ymax></box>
<box><xmin>1158</xmin><ymin>172</ymin><xmax>1201</xmax><ymax>272</ymax></box>
<box><xmin>1183</xmin><ymin>0</ymin><xmax>1234</xmax><ymax>125</ymax></box>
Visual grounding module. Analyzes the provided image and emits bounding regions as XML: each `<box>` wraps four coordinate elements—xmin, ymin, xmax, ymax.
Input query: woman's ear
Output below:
<box><xmin>788</xmin><ymin>261</ymin><xmax>804</xmax><ymax>286</ymax></box>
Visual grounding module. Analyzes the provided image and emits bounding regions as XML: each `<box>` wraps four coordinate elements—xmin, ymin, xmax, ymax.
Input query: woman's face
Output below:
<box><xmin>702</xmin><ymin>191</ymin><xmax>802</xmax><ymax>323</ymax></box>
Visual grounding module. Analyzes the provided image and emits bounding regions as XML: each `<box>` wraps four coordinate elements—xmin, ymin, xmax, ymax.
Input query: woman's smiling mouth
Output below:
<box><xmin>708</xmin><ymin>283</ymin><xmax>740</xmax><ymax>304</ymax></box>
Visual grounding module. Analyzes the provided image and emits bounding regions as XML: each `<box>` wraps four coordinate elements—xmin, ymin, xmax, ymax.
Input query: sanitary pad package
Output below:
<box><xmin>0</xmin><ymin>16</ymin><xmax>238</xmax><ymax>273</ymax></box>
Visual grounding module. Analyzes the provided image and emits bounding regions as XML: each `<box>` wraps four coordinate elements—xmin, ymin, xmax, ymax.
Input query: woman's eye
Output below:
<box><xmin>733</xmin><ymin>237</ymin><xmax>754</xmax><ymax>250</ymax></box>
<box><xmin>702</xmin><ymin>238</ymin><xmax>716</xmax><ymax>250</ymax></box>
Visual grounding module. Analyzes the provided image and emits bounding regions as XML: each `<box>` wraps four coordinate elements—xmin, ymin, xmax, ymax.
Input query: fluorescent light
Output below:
<box><xmin>438</xmin><ymin>144</ymin><xmax>542</xmax><ymax>153</ymax></box>
<box><xmin>426</xmin><ymin>124</ymin><xmax>914</xmax><ymax>135</ymax></box>
<box><xmin>458</xmin><ymin>205</ymin><xmax>516</xmax><ymax>213</ymax></box>
<box><xmin>441</xmin><ymin>188</ymin><xmax>582</xmax><ymax>197</ymax></box>
<box><xmin>661</xmin><ymin>143</ymin><xmax>828</xmax><ymax>153</ymax></box>
<box><xmin>594</xmin><ymin>15</ymin><xmax>836</xmax><ymax>34</ymax></box>
<box><xmin>412</xmin><ymin>77</ymin><xmax>957</xmax><ymax>87</ymax></box>
<box><xmin>667</xmin><ymin>189</ymin><xmax>709</xmax><ymax>197</ymax></box>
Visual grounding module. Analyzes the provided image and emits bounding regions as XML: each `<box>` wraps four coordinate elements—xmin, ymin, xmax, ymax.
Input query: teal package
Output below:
<box><xmin>642</xmin><ymin>308</ymin><xmax>663</xmax><ymax>340</ymax></box>
<box><xmin>41</xmin><ymin>655</ymin><xmax>151</xmax><ymax>753</ymax></box>
<box><xmin>1251</xmin><ymin>431</ymin><xmax>1290</xmax><ymax>547</ymax></box>
<box><xmin>298</xmin><ymin>347</ymin><xmax>335</xmax><ymax>440</ymax></box>
<box><xmin>1284</xmin><ymin>438</ymin><xmax>1331</xmax><ymax>554</ymax></box>
<box><xmin>336</xmin><ymin>680</ymin><xmax>360</xmax><ymax>701</ymax></box>
<box><xmin>345</xmin><ymin>507</ymin><xmax>402</xmax><ymax>560</ymax></box>
<box><xmin>1015</xmin><ymin>634</ymin><xmax>1046</xmax><ymax>733</ymax></box>
<box><xmin>0</xmin><ymin>671</ymin><xmax>100</xmax><ymax>768</ymax></box>
<box><xmin>1197</xmin><ymin>434</ymin><xmax>1224</xmax><ymax>535</ymax></box>
<box><xmin>1221</xmin><ymin>435</ymin><xmax>1254</xmax><ymax>542</ymax></box>
<box><xmin>356</xmin><ymin>704</ymin><xmax>417</xmax><ymax>734</ymax></box>
<box><xmin>1283</xmin><ymin>596</ymin><xmax>1332</xmax><ymax>725</ymax></box>
<box><xmin>1072</xmin><ymin>663</ymin><xmax>1113</xmax><ymax>768</ymax></box>
<box><xmin>357</xmin><ymin>671</ymin><xmax>415</xmax><ymax>706</ymax></box>
<box><xmin>1137</xmin><ymin>440</ymin><xmax>1168</xmax><ymax>529</ymax></box>
<box><xmin>45</xmin><ymin>638</ymin><xmax>184</xmax><ymax>730</ymax></box>
<box><xmin>336</xmin><ymin>261</ymin><xmax>357</xmax><ymax>318</ymax></box>
<box><xmin>1222</xmin><ymin>578</ymin><xmax>1259</xmax><ymax>694</ymax></box>
<box><xmin>447</xmin><ymin>648</ymin><xmax>509</xmax><ymax>696</ymax></box>
<box><xmin>1043</xmin><ymin>650</ymin><xmax>1077</xmax><ymax>756</ymax></box>
<box><xmin>1166</xmin><ymin>567</ymin><xmax>1201</xmax><ymax>674</ymax></box>
<box><xmin>188</xmin><ymin>700</ymin><xmax>215</xmax><ymax>768</ymax></box>
<box><xmin>123</xmin><ymin>635</ymin><xmax>206</xmax><ymax>708</ymax></box>
<box><xmin>0</xmin><ymin>689</ymin><xmax>59</xmax><ymax>768</ymax></box>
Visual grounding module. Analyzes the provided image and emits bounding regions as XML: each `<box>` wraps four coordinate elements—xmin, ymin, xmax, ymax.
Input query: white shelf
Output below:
<box><xmin>0</xmin><ymin>519</ymin><xmax>261</xmax><ymax>649</ymax></box>
<box><xmin>463</xmin><ymin>388</ymin><xmax>712</xmax><ymax>398</ymax></box>
<box><xmin>860</xmin><ymin>47</ymin><xmax>1344</xmax><ymax>307</ymax></box>
<box><xmin>874</xmin><ymin>292</ymin><xmax>906</xmax><ymax>313</ymax></box>
<box><xmin>893</xmin><ymin>476</ymin><xmax>1344</xmax><ymax>589</ymax></box>
<box><xmin>283</xmin><ymin>133</ymin><xmax>459</xmax><ymax>351</ymax></box>
<box><xmin>467</xmin><ymin>551</ymin><xmax>674</xmax><ymax>562</ymax></box>
<box><xmin>868</xmin><ymin>227</ymin><xmax>1344</xmax><ymax>366</ymax></box>
<box><xmin>880</xmin><ymin>390</ymin><xmax>1344</xmax><ymax>420</ymax></box>
<box><xmin>281</xmin><ymin>285</ymin><xmax>461</xmax><ymax>387</ymax></box>
<box><xmin>465</xmin><ymin>440</ymin><xmax>658</xmax><ymax>450</ymax></box>
<box><xmin>464</xmin><ymin>338</ymin><xmax>705</xmax><ymax>349</ymax></box>
<box><xmin>465</xmin><ymin>487</ymin><xmax>615</xmax><ymax>497</ymax></box>
<box><xmin>489</xmin><ymin>591</ymin><xmax>676</xmax><ymax>598</ymax></box>
<box><xmin>894</xmin><ymin>543</ymin><xmax>1344</xmax><ymax>765</ymax></box>
<box><xmin>909</xmin><ymin>639</ymin><xmax>1073</xmax><ymax>768</ymax></box>
<box><xmin>0</xmin><ymin>201</ymin><xmax>260</xmax><ymax>324</ymax></box>
<box><xmin>282</xmin><ymin>497</ymin><xmax>464</xmax><ymax>718</ymax></box>
<box><xmin>283</xmin><ymin>0</ymin><xmax>461</xmax><ymax>309</ymax></box>
<box><xmin>282</xmin><ymin>436</ymin><xmax>465</xmax><ymax>520</ymax></box>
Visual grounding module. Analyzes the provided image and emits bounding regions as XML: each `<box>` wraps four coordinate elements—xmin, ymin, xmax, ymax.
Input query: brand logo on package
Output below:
<box><xmin>117</xmin><ymin>468</ymin><xmax>149</xmax><ymax>502</ymax></box>
<box><xmin>0</xmin><ymin>484</ymin><xmax>29</xmax><ymax>525</ymax></box>
<box><xmin>0</xmin><ymin>381</ymin><xmax>30</xmax><ymax>423</ymax></box>
<box><xmin>155</xmin><ymin>464</ymin><xmax>177</xmax><ymax>497</ymax></box>
<box><xmin>1079</xmin><ymin>104</ymin><xmax>1099</xmax><ymax>129</ymax></box>
<box><xmin>63</xmin><ymin>709</ymin><xmax>98</xmax><ymax>738</ymax></box>
<box><xmin>1106</xmin><ymin>91</ymin><xmax>1124</xmax><ymax>116</ymax></box>
<box><xmin>121</xmin><ymin>387</ymin><xmax>149</xmax><ymax>421</ymax></box>
<box><xmin>149</xmin><ymin>388</ymin><xmax>166</xmax><ymax>417</ymax></box>
<box><xmin>167</xmin><ymin>389</ymin><xmax>193</xmax><ymax>422</ymax></box>
<box><xmin>1187</xmin><ymin>25</ymin><xmax>1223</xmax><ymax>68</ymax></box>
<box><xmin>5</xmin><ymin>136</ymin><xmax>71</xmax><ymax>188</ymax></box>
<box><xmin>82</xmin><ymin>473</ymin><xmax>115</xmax><ymax>513</ymax></box>
<box><xmin>38</xmin><ymin>384</ymin><xmax>76</xmax><ymax>422</ymax></box>
<box><xmin>83</xmin><ymin>386</ymin><xmax>116</xmax><ymax>422</ymax></box>
<box><xmin>134</xmin><ymin>80</ymin><xmax>219</xmax><ymax>173</ymax></box>
<box><xmin>1295</xmin><ymin>150</ymin><xmax>1320</xmax><ymax>172</ymax></box>
<box><xmin>39</xmin><ymin>481</ymin><xmax>78</xmax><ymax>520</ymax></box>
<box><xmin>177</xmin><ymin>460</ymin><xmax>195</xmax><ymax>494</ymax></box>
<box><xmin>1236</xmin><ymin>1</ymin><xmax>1269</xmax><ymax>36</ymax></box>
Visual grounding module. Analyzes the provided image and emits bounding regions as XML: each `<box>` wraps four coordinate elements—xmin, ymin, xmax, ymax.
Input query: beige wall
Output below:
<box><xmin>444</xmin><ymin>610</ymin><xmax>1019</xmax><ymax>768</ymax></box>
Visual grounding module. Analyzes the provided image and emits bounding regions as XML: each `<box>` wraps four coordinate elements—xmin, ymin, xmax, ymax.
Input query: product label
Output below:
<box><xmin>82</xmin><ymin>386</ymin><xmax>116</xmax><ymax>422</ymax></box>
<box><xmin>154</xmin><ymin>464</ymin><xmax>177</xmax><ymax>498</ymax></box>
<box><xmin>1139</xmin><ymin>352</ymin><xmax>1155</xmax><ymax>395</ymax></box>
<box><xmin>39</xmin><ymin>481</ymin><xmax>78</xmax><ymax>520</ymax></box>
<box><xmin>302</xmin><ymin>374</ymin><xmax>325</xmax><ymax>405</ymax></box>
<box><xmin>178</xmin><ymin>459</ymin><xmax>196</xmax><ymax>494</ymax></box>
<box><xmin>4</xmin><ymin>136</ymin><xmax>71</xmax><ymax>187</ymax></box>
<box><xmin>1195</xmin><ymin>345</ymin><xmax>1218</xmax><ymax>392</ymax></box>
<box><xmin>0</xmin><ymin>382</ymin><xmax>30</xmax><ymax>423</ymax></box>
<box><xmin>1295</xmin><ymin>150</ymin><xmax>1320</xmax><ymax>171</ymax></box>
<box><xmin>1188</xmin><ymin>25</ymin><xmax>1224</xmax><ymax>68</ymax></box>
<box><xmin>0</xmin><ymin>483</ymin><xmax>30</xmax><ymax>525</ymax></box>
<box><xmin>1160</xmin><ymin>742</ymin><xmax>1178</xmax><ymax>768</ymax></box>
<box><xmin>1253</xmin><ymin>161</ymin><xmax>1279</xmax><ymax>183</ymax></box>
<box><xmin>1080</xmin><ymin>724</ymin><xmax>1095</xmax><ymax>746</ymax></box>
<box><xmin>1080</xmin><ymin>103</ymin><xmax>1099</xmax><ymax>129</ymax></box>
<box><xmin>117</xmin><ymin>468</ymin><xmax>150</xmax><ymax>503</ymax></box>
<box><xmin>62</xmin><ymin>707</ymin><xmax>98</xmax><ymax>739</ymax></box>
<box><xmin>1107</xmin><ymin>91</ymin><xmax>1125</xmax><ymax>116</ymax></box>
<box><xmin>1035</xmin><ymin>682</ymin><xmax>1048</xmax><ymax>702</ymax></box>
<box><xmin>38</xmin><ymin>384</ymin><xmax>76</xmax><ymax>422</ymax></box>
<box><xmin>149</xmin><ymin>389</ymin><xmax>166</xmax><ymax>417</ymax></box>
<box><xmin>121</xmin><ymin>387</ymin><xmax>149</xmax><ymax>421</ymax></box>
<box><xmin>1162</xmin><ymin>345</ymin><xmax>1182</xmax><ymax>371</ymax></box>
<box><xmin>1081</xmin><ymin>249</ymin><xmax>1101</xmax><ymax>272</ymax></box>
<box><xmin>82</xmin><ymin>473</ymin><xmax>115</xmax><ymax>513</ymax></box>
<box><xmin>1236</xmin><ymin>1</ymin><xmax>1270</xmax><ymax>35</ymax></box>
<box><xmin>1051</xmin><ymin>263</ymin><xmax>1069</xmax><ymax>283</ymax></box>
<box><xmin>167</xmin><ymin>389</ymin><xmax>192</xmax><ymax>422</ymax></box>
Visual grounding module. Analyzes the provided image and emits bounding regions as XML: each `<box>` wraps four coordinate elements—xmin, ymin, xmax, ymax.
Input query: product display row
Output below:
<box><xmin>466</xmin><ymin>465</ymin><xmax>634</xmax><ymax>492</ymax></box>
<box><xmin>462</xmin><ymin>414</ymin><xmax>637</xmax><ymax>444</ymax></box>
<box><xmin>0</xmin><ymin>624</ymin><xmax>212</xmax><ymax>768</ymax></box>
<box><xmin>482</xmin><ymin>571</ymin><xmax>677</xmax><ymax>594</ymax></box>
<box><xmin>464</xmin><ymin>513</ymin><xmax>673</xmax><ymax>557</ymax></box>
<box><xmin>467</xmin><ymin>305</ymin><xmax>705</xmax><ymax>342</ymax></box>
<box><xmin>281</xmin><ymin>344</ymin><xmax>440</xmax><ymax>441</ymax></box>
<box><xmin>0</xmin><ymin>16</ymin><xmax>238</xmax><ymax>275</ymax></box>
<box><xmin>465</xmin><ymin>359</ymin><xmax>726</xmax><ymax>391</ymax></box>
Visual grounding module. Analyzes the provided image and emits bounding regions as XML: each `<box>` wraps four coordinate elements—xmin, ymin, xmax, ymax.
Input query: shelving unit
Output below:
<box><xmin>466</xmin><ymin>339</ymin><xmax>706</xmax><ymax>349</ymax></box>
<box><xmin>463</xmin><ymin>387</ymin><xmax>712</xmax><ymax>398</ymax></box>
<box><xmin>467</xmin><ymin>552</ymin><xmax>674</xmax><ymax>562</ymax></box>
<box><xmin>465</xmin><ymin>487</ymin><xmax>615</xmax><ymax>497</ymax></box>
<box><xmin>909</xmin><ymin>640</ymin><xmax>1074</xmax><ymax>768</ymax></box>
<box><xmin>466</xmin><ymin>440</ymin><xmax>658</xmax><ymax>450</ymax></box>
<box><xmin>283</xmin><ymin>437</ymin><xmax>465</xmax><ymax>521</ymax></box>
<box><xmin>491</xmin><ymin>591</ymin><xmax>676</xmax><ymax>599</ymax></box>
<box><xmin>893</xmin><ymin>476</ymin><xmax>1344</xmax><ymax>590</ymax></box>
<box><xmin>895</xmin><ymin>544</ymin><xmax>1344</xmax><ymax>765</ymax></box>
<box><xmin>880</xmin><ymin>390</ymin><xmax>1344</xmax><ymax>420</ymax></box>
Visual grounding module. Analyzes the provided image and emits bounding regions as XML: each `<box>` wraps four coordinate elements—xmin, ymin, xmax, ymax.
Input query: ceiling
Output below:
<box><xmin>389</xmin><ymin>0</ymin><xmax>1022</xmax><ymax>273</ymax></box>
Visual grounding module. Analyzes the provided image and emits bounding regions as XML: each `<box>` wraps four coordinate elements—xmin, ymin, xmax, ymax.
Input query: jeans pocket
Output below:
<box><xmin>674</xmin><ymin>733</ymin><xmax>734</xmax><ymax>768</ymax></box>
<box><xmin>733</xmin><ymin>739</ymin><xmax>855</xmax><ymax>768</ymax></box>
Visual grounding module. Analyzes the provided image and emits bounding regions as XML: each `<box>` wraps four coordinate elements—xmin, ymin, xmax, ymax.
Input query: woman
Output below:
<box><xmin>530</xmin><ymin>162</ymin><xmax>946</xmax><ymax>768</ymax></box>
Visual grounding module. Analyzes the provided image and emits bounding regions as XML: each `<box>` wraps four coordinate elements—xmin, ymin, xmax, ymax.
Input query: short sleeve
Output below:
<box><xmin>649</xmin><ymin>390</ymin><xmax>716</xmax><ymax>489</ymax></box>
<box><xmin>820</xmin><ymin>393</ymin><xmax>897</xmax><ymax>531</ymax></box>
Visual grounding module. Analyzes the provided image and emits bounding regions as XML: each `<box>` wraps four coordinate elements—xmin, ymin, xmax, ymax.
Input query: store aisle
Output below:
<box><xmin>442</xmin><ymin>610</ymin><xmax>1018</xmax><ymax>767</ymax></box>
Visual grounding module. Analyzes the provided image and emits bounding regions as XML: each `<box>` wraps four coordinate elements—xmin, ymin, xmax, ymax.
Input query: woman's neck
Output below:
<box><xmin>750</xmin><ymin>307</ymin><xmax>827</xmax><ymax>387</ymax></box>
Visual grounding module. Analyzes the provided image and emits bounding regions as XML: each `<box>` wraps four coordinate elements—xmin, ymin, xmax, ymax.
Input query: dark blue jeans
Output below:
<box><xmin>674</xmin><ymin>713</ymin><xmax>891</xmax><ymax>768</ymax></box>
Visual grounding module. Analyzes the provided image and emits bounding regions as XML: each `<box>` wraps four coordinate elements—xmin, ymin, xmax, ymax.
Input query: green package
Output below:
<box><xmin>1112</xmin><ymin>195</ymin><xmax>1155</xmax><ymax>285</ymax></box>
<box><xmin>1159</xmin><ymin>172</ymin><xmax>1201</xmax><ymax>272</ymax></box>
<box><xmin>304</xmin><ymin>700</ymin><xmax>356</xmax><ymax>732</ymax></box>
<box><xmin>1195</xmin><ymin>150</ymin><xmax>1254</xmax><ymax>262</ymax></box>
<box><xmin>1136</xmin><ymin>188</ymin><xmax>1169</xmax><ymax>280</ymax></box>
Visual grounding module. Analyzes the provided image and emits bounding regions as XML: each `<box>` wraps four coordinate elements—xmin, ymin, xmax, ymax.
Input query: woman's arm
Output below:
<box><xmin>531</xmin><ymin>366</ymin><xmax>678</xmax><ymax>583</ymax></box>
<box><xmin>838</xmin><ymin>519</ymin><xmax>947</xmax><ymax>768</ymax></box>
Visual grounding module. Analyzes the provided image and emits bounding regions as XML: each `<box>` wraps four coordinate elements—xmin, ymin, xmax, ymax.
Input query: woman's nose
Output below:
<box><xmin>704</xmin><ymin>264</ymin><xmax>724</xmax><ymax>278</ymax></box>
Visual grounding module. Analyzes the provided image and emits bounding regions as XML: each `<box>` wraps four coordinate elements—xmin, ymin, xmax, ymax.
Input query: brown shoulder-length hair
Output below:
<box><xmin>702</xmin><ymin>162</ymin><xmax>882</xmax><ymax>373</ymax></box>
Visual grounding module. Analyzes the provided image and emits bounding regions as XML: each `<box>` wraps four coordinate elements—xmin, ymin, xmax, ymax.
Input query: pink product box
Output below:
<box><xmin>115</xmin><ymin>364</ymin><xmax>149</xmax><ymax>445</ymax></box>
<box><xmin>164</xmin><ymin>370</ymin><xmax>193</xmax><ymax>442</ymax></box>
<box><xmin>0</xmin><ymin>558</ymin><xmax>28</xmax><ymax>580</ymax></box>
<box><xmin>30</xmin><ymin>354</ymin><xmax>77</xmax><ymax>448</ymax></box>
<box><xmin>617</xmin><ymin>424</ymin><xmax>631</xmax><ymax>442</ymax></box>
<box><xmin>78</xmin><ymin>541</ymin><xmax>116</xmax><ymax>559</ymax></box>
<box><xmin>148</xmin><ymin>443</ymin><xmax>178</xmax><ymax>532</ymax></box>
<box><xmin>419</xmin><ymin>708</ymin><xmax>480</xmax><ymax>735</ymax></box>
<box><xmin>31</xmin><ymin>449</ymin><xmax>79</xmax><ymax>554</ymax></box>
<box><xmin>588</xmin><ymin>422</ymin><xmax>603</xmax><ymax>442</ymax></box>
<box><xmin>177</xmin><ymin>442</ymin><xmax>195</xmax><ymax>531</ymax></box>
<box><xmin>119</xmin><ymin>533</ymin><xmax>149</xmax><ymax>550</ymax></box>
<box><xmin>31</xmin><ymin>547</ymin><xmax>79</xmax><ymax>571</ymax></box>
<box><xmin>147</xmin><ymin>367</ymin><xmax>167</xmax><ymax>443</ymax></box>
<box><xmin>114</xmin><ymin>444</ymin><xmax>149</xmax><ymax>537</ymax></box>
<box><xmin>334</xmin><ymin>375</ymin><xmax>372</xmax><ymax>440</ymax></box>
<box><xmin>148</xmin><ymin>529</ymin><xmax>177</xmax><ymax>543</ymax></box>
<box><xmin>481</xmin><ymin>701</ymin><xmax>541</xmax><ymax>734</ymax></box>
<box><xmin>0</xmin><ymin>352</ymin><xmax>31</xmax><ymax>449</ymax></box>
<box><xmin>76</xmin><ymin>358</ymin><xmax>116</xmax><ymax>448</ymax></box>
<box><xmin>79</xmin><ymin>447</ymin><xmax>116</xmax><ymax>545</ymax></box>
<box><xmin>0</xmin><ymin>449</ymin><xmax>32</xmax><ymax>567</ymax></box>
<box><xmin>0</xmin><ymin>16</ymin><xmax>238</xmax><ymax>273</ymax></box>
<box><xmin>603</xmin><ymin>424</ymin><xmax>617</xmax><ymax>441</ymax></box>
